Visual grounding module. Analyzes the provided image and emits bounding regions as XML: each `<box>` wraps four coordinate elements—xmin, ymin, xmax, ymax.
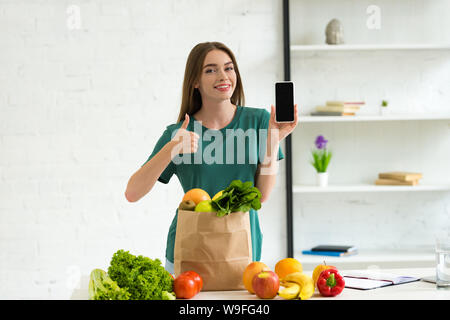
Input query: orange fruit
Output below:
<box><xmin>182</xmin><ymin>188</ymin><xmax>211</xmax><ymax>205</ymax></box>
<box><xmin>312</xmin><ymin>264</ymin><xmax>337</xmax><ymax>287</ymax></box>
<box><xmin>242</xmin><ymin>262</ymin><xmax>270</xmax><ymax>294</ymax></box>
<box><xmin>274</xmin><ymin>258</ymin><xmax>303</xmax><ymax>280</ymax></box>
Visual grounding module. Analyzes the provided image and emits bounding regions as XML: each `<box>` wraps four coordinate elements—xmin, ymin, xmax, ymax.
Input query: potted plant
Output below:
<box><xmin>380</xmin><ymin>100</ymin><xmax>389</xmax><ymax>115</ymax></box>
<box><xmin>310</xmin><ymin>135</ymin><xmax>332</xmax><ymax>187</ymax></box>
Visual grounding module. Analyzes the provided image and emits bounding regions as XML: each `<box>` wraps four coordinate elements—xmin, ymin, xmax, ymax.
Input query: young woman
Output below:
<box><xmin>125</xmin><ymin>42</ymin><xmax>298</xmax><ymax>273</ymax></box>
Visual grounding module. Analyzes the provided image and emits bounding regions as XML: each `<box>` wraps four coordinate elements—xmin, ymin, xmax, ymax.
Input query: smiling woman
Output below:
<box><xmin>177</xmin><ymin>42</ymin><xmax>245</xmax><ymax>126</ymax></box>
<box><xmin>124</xmin><ymin>41</ymin><xmax>298</xmax><ymax>274</ymax></box>
<box><xmin>191</xmin><ymin>49</ymin><xmax>239</xmax><ymax>129</ymax></box>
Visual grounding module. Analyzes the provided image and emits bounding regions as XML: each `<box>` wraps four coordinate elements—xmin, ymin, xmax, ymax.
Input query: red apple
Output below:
<box><xmin>252</xmin><ymin>271</ymin><xmax>280</xmax><ymax>299</ymax></box>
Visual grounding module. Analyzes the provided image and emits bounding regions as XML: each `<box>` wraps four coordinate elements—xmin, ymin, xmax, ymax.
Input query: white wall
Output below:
<box><xmin>290</xmin><ymin>0</ymin><xmax>450</xmax><ymax>251</ymax></box>
<box><xmin>0</xmin><ymin>0</ymin><xmax>286</xmax><ymax>299</ymax></box>
<box><xmin>1</xmin><ymin>0</ymin><xmax>449</xmax><ymax>299</ymax></box>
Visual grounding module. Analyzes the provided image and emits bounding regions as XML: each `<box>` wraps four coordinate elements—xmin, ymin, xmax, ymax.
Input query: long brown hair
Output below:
<box><xmin>176</xmin><ymin>42</ymin><xmax>245</xmax><ymax>123</ymax></box>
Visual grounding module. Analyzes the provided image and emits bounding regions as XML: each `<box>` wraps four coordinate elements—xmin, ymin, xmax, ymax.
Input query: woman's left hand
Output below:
<box><xmin>268</xmin><ymin>104</ymin><xmax>299</xmax><ymax>142</ymax></box>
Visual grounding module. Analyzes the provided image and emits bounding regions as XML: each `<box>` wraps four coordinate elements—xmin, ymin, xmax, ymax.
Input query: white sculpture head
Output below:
<box><xmin>325</xmin><ymin>19</ymin><xmax>344</xmax><ymax>45</ymax></box>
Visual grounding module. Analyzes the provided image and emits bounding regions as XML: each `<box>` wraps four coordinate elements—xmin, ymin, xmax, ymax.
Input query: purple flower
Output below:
<box><xmin>315</xmin><ymin>135</ymin><xmax>328</xmax><ymax>149</ymax></box>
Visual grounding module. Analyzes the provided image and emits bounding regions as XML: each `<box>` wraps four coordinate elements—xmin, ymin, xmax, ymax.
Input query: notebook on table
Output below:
<box><xmin>343</xmin><ymin>270</ymin><xmax>420</xmax><ymax>290</ymax></box>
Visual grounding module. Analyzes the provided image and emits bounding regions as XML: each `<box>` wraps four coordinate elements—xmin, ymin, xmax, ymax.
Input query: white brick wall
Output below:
<box><xmin>0</xmin><ymin>0</ymin><xmax>284</xmax><ymax>299</ymax></box>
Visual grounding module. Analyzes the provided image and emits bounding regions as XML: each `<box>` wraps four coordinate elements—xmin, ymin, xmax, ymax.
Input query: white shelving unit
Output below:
<box><xmin>291</xmin><ymin>43</ymin><xmax>450</xmax><ymax>52</ymax></box>
<box><xmin>292</xmin><ymin>44</ymin><xmax>450</xmax><ymax>195</ymax></box>
<box><xmin>293</xmin><ymin>184</ymin><xmax>450</xmax><ymax>194</ymax></box>
<box><xmin>296</xmin><ymin>249</ymin><xmax>435</xmax><ymax>270</ymax></box>
<box><xmin>286</xmin><ymin>11</ymin><xmax>450</xmax><ymax>268</ymax></box>
<box><xmin>300</xmin><ymin>113</ymin><xmax>450</xmax><ymax>123</ymax></box>
<box><xmin>291</xmin><ymin>44</ymin><xmax>450</xmax><ymax>193</ymax></box>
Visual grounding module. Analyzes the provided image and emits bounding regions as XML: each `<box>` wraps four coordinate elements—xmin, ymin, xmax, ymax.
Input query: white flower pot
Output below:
<box><xmin>380</xmin><ymin>107</ymin><xmax>389</xmax><ymax>116</ymax></box>
<box><xmin>316</xmin><ymin>172</ymin><xmax>329</xmax><ymax>187</ymax></box>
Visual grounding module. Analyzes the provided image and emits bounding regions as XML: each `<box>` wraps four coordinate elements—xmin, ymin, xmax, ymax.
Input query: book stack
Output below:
<box><xmin>302</xmin><ymin>245</ymin><xmax>358</xmax><ymax>257</ymax></box>
<box><xmin>375</xmin><ymin>172</ymin><xmax>423</xmax><ymax>186</ymax></box>
<box><xmin>311</xmin><ymin>101</ymin><xmax>365</xmax><ymax>116</ymax></box>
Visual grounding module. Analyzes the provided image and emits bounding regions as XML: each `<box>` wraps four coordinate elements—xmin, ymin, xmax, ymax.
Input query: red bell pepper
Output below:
<box><xmin>317</xmin><ymin>269</ymin><xmax>345</xmax><ymax>297</ymax></box>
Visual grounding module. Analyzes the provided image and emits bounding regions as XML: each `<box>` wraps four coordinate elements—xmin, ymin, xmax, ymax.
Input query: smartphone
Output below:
<box><xmin>275</xmin><ymin>81</ymin><xmax>295</xmax><ymax>123</ymax></box>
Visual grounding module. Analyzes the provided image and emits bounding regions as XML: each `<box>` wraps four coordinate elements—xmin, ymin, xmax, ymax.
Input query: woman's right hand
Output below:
<box><xmin>171</xmin><ymin>114</ymin><xmax>199</xmax><ymax>155</ymax></box>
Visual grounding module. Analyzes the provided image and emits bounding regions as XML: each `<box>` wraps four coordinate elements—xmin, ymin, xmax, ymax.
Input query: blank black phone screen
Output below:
<box><xmin>275</xmin><ymin>82</ymin><xmax>294</xmax><ymax>122</ymax></box>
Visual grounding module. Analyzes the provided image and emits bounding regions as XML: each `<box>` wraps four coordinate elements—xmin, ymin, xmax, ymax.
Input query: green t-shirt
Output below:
<box><xmin>144</xmin><ymin>106</ymin><xmax>284</xmax><ymax>263</ymax></box>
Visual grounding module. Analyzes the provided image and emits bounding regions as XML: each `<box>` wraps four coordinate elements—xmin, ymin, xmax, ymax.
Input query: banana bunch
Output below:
<box><xmin>278</xmin><ymin>272</ymin><xmax>315</xmax><ymax>300</ymax></box>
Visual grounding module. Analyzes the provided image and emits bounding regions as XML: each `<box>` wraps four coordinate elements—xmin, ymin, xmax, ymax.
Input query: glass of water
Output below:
<box><xmin>436</xmin><ymin>235</ymin><xmax>450</xmax><ymax>290</ymax></box>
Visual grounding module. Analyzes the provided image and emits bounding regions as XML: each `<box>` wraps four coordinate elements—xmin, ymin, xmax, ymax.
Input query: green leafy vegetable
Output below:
<box><xmin>211</xmin><ymin>180</ymin><xmax>262</xmax><ymax>217</ymax></box>
<box><xmin>107</xmin><ymin>250</ymin><xmax>175</xmax><ymax>300</ymax></box>
<box><xmin>162</xmin><ymin>291</ymin><xmax>176</xmax><ymax>300</ymax></box>
<box><xmin>88</xmin><ymin>268</ymin><xmax>131</xmax><ymax>300</ymax></box>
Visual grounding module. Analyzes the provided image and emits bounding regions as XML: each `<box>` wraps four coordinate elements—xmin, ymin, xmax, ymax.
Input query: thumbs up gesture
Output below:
<box><xmin>171</xmin><ymin>114</ymin><xmax>199</xmax><ymax>155</ymax></box>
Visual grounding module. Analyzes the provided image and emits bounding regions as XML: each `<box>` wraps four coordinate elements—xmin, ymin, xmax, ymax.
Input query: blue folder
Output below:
<box><xmin>301</xmin><ymin>250</ymin><xmax>357</xmax><ymax>257</ymax></box>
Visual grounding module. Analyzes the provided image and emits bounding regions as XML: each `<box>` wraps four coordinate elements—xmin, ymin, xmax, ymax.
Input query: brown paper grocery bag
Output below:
<box><xmin>174</xmin><ymin>210</ymin><xmax>252</xmax><ymax>291</ymax></box>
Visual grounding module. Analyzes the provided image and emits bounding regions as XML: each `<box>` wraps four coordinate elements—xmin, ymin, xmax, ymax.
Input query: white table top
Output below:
<box><xmin>73</xmin><ymin>267</ymin><xmax>450</xmax><ymax>300</ymax></box>
<box><xmin>192</xmin><ymin>268</ymin><xmax>450</xmax><ymax>300</ymax></box>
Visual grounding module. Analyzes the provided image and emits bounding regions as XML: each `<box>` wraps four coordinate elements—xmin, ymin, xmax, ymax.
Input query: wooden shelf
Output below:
<box><xmin>293</xmin><ymin>184</ymin><xmax>450</xmax><ymax>193</ymax></box>
<box><xmin>300</xmin><ymin>114</ymin><xmax>450</xmax><ymax>123</ymax></box>
<box><xmin>291</xmin><ymin>44</ymin><xmax>450</xmax><ymax>52</ymax></box>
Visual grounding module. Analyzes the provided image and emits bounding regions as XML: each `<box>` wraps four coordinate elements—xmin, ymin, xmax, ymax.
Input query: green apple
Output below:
<box><xmin>195</xmin><ymin>200</ymin><xmax>216</xmax><ymax>212</ymax></box>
